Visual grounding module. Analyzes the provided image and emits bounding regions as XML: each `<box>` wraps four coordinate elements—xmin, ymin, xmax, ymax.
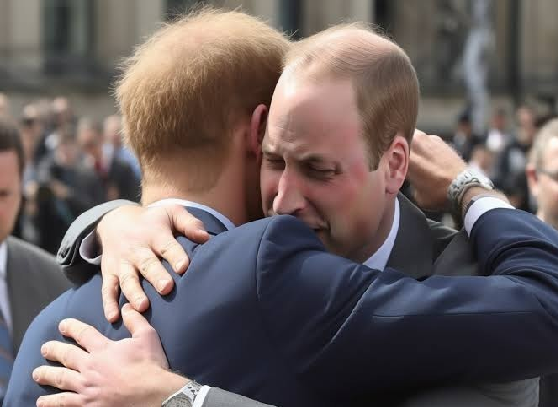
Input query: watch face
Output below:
<box><xmin>165</xmin><ymin>393</ymin><xmax>193</xmax><ymax>407</ymax></box>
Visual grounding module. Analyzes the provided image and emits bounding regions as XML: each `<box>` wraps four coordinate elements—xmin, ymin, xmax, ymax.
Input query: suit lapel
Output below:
<box><xmin>386</xmin><ymin>194</ymin><xmax>435</xmax><ymax>279</ymax></box>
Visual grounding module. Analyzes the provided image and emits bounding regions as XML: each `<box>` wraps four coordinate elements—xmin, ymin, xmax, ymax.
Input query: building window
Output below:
<box><xmin>43</xmin><ymin>0</ymin><xmax>95</xmax><ymax>75</ymax></box>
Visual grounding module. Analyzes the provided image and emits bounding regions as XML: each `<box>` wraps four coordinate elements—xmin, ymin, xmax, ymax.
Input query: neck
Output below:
<box><xmin>352</xmin><ymin>197</ymin><xmax>396</xmax><ymax>263</ymax></box>
<box><xmin>141</xmin><ymin>157</ymin><xmax>248</xmax><ymax>227</ymax></box>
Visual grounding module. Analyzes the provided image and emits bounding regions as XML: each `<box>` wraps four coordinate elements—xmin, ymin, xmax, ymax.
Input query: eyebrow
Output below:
<box><xmin>299</xmin><ymin>153</ymin><xmax>331</xmax><ymax>164</ymax></box>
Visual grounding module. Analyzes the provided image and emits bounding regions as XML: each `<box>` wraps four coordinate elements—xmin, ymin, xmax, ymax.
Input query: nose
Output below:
<box><xmin>272</xmin><ymin>168</ymin><xmax>306</xmax><ymax>215</ymax></box>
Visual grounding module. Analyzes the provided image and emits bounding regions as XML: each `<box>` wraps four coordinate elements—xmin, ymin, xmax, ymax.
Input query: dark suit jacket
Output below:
<box><xmin>7</xmin><ymin>205</ymin><xmax>558</xmax><ymax>407</ymax></box>
<box><xmin>5</xmin><ymin>237</ymin><xmax>71</xmax><ymax>353</ymax></box>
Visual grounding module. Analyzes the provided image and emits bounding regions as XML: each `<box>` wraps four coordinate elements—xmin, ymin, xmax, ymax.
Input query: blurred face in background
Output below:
<box><xmin>516</xmin><ymin>107</ymin><xmax>537</xmax><ymax>144</ymax></box>
<box><xmin>492</xmin><ymin>111</ymin><xmax>507</xmax><ymax>132</ymax></box>
<box><xmin>55</xmin><ymin>138</ymin><xmax>80</xmax><ymax>168</ymax></box>
<box><xmin>103</xmin><ymin>116</ymin><xmax>123</xmax><ymax>149</ymax></box>
<box><xmin>0</xmin><ymin>151</ymin><xmax>22</xmax><ymax>243</ymax></box>
<box><xmin>527</xmin><ymin>136</ymin><xmax>558</xmax><ymax>230</ymax></box>
<box><xmin>78</xmin><ymin>127</ymin><xmax>103</xmax><ymax>163</ymax></box>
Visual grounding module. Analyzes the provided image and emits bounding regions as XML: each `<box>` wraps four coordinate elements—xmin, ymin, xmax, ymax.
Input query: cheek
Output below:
<box><xmin>545</xmin><ymin>183</ymin><xmax>558</xmax><ymax>205</ymax></box>
<box><xmin>0</xmin><ymin>198</ymin><xmax>19</xmax><ymax>225</ymax></box>
<box><xmin>320</xmin><ymin>184</ymin><xmax>362</xmax><ymax>224</ymax></box>
<box><xmin>260</xmin><ymin>169</ymin><xmax>279</xmax><ymax>211</ymax></box>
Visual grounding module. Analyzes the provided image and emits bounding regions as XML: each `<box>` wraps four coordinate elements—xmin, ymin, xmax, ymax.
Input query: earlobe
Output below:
<box><xmin>385</xmin><ymin>135</ymin><xmax>409</xmax><ymax>195</ymax></box>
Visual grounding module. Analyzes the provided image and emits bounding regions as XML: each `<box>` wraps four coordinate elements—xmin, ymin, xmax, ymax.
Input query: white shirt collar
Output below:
<box><xmin>363</xmin><ymin>197</ymin><xmax>400</xmax><ymax>271</ymax></box>
<box><xmin>148</xmin><ymin>198</ymin><xmax>236</xmax><ymax>231</ymax></box>
<box><xmin>0</xmin><ymin>241</ymin><xmax>7</xmax><ymax>280</ymax></box>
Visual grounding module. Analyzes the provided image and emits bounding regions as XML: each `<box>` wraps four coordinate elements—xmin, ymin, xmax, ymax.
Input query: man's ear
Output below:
<box><xmin>248</xmin><ymin>104</ymin><xmax>268</xmax><ymax>157</ymax></box>
<box><xmin>526</xmin><ymin>163</ymin><xmax>539</xmax><ymax>198</ymax></box>
<box><xmin>384</xmin><ymin>134</ymin><xmax>409</xmax><ymax>195</ymax></box>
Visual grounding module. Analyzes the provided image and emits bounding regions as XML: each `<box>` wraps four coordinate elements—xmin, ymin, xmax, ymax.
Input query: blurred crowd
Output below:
<box><xmin>0</xmin><ymin>93</ymin><xmax>140</xmax><ymax>255</ymax></box>
<box><xmin>431</xmin><ymin>104</ymin><xmax>558</xmax><ymax>229</ymax></box>
<box><xmin>1</xmin><ymin>90</ymin><xmax>558</xmax><ymax>254</ymax></box>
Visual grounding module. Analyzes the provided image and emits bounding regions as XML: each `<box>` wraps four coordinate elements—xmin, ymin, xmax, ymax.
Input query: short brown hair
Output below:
<box><xmin>285</xmin><ymin>23</ymin><xmax>419</xmax><ymax>168</ymax></box>
<box><xmin>116</xmin><ymin>7</ymin><xmax>290</xmax><ymax>189</ymax></box>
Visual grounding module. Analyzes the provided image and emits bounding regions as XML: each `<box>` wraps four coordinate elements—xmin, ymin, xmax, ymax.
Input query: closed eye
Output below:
<box><xmin>304</xmin><ymin>165</ymin><xmax>336</xmax><ymax>180</ymax></box>
<box><xmin>263</xmin><ymin>153</ymin><xmax>285</xmax><ymax>170</ymax></box>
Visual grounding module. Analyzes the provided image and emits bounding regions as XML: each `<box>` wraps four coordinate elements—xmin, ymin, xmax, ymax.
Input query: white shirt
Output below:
<box><xmin>363</xmin><ymin>198</ymin><xmax>400</xmax><ymax>271</ymax></box>
<box><xmin>0</xmin><ymin>241</ymin><xmax>13</xmax><ymax>333</ymax></box>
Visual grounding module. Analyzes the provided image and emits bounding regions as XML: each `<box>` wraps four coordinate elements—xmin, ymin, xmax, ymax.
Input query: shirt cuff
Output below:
<box><xmin>193</xmin><ymin>386</ymin><xmax>211</xmax><ymax>407</ymax></box>
<box><xmin>464</xmin><ymin>196</ymin><xmax>515</xmax><ymax>236</ymax></box>
<box><xmin>79</xmin><ymin>230</ymin><xmax>102</xmax><ymax>266</ymax></box>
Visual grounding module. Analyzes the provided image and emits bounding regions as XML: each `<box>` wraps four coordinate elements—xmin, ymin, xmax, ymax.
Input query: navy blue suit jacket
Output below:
<box><xmin>7</xmin><ymin>208</ymin><xmax>558</xmax><ymax>407</ymax></box>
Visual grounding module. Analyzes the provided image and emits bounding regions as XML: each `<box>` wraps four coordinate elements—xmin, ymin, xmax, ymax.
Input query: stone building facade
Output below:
<box><xmin>0</xmin><ymin>0</ymin><xmax>556</xmax><ymax>132</ymax></box>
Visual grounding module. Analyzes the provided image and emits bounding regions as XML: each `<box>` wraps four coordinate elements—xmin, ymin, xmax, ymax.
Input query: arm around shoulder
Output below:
<box><xmin>56</xmin><ymin>199</ymin><xmax>138</xmax><ymax>281</ymax></box>
<box><xmin>256</xmin><ymin>212</ymin><xmax>558</xmax><ymax>395</ymax></box>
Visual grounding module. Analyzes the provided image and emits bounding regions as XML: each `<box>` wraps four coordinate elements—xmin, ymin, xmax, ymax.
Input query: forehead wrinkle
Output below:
<box><xmin>265</xmin><ymin>122</ymin><xmax>303</xmax><ymax>154</ymax></box>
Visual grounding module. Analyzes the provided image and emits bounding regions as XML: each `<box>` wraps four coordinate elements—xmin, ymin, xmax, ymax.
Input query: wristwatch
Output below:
<box><xmin>447</xmin><ymin>169</ymin><xmax>494</xmax><ymax>223</ymax></box>
<box><xmin>162</xmin><ymin>380</ymin><xmax>202</xmax><ymax>407</ymax></box>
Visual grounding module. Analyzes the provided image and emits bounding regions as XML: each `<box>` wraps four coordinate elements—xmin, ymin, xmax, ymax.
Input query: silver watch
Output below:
<box><xmin>162</xmin><ymin>380</ymin><xmax>202</xmax><ymax>407</ymax></box>
<box><xmin>447</xmin><ymin>169</ymin><xmax>494</xmax><ymax>216</ymax></box>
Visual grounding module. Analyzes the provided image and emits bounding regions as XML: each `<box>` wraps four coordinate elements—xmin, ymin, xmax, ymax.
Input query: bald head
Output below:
<box><xmin>280</xmin><ymin>24</ymin><xmax>419</xmax><ymax>167</ymax></box>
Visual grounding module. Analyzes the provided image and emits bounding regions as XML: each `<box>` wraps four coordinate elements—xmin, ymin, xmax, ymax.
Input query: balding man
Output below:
<box><xmin>527</xmin><ymin>118</ymin><xmax>558</xmax><ymax>407</ymax></box>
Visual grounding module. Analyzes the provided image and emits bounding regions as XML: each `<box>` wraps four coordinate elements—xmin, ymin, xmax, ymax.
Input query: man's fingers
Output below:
<box><xmin>122</xmin><ymin>303</ymin><xmax>157</xmax><ymax>338</ymax></box>
<box><xmin>121</xmin><ymin>304</ymin><xmax>169</xmax><ymax>369</ymax></box>
<box><xmin>101</xmin><ymin>273</ymin><xmax>121</xmax><ymax>322</ymax></box>
<box><xmin>118</xmin><ymin>259</ymin><xmax>150</xmax><ymax>311</ymax></box>
<box><xmin>150</xmin><ymin>233</ymin><xmax>185</xmax><ymax>282</ymax></box>
<box><xmin>58</xmin><ymin>318</ymin><xmax>109</xmax><ymax>352</ymax></box>
<box><xmin>40</xmin><ymin>341</ymin><xmax>88</xmax><ymax>371</ymax></box>
<box><xmin>168</xmin><ymin>206</ymin><xmax>210</xmax><ymax>245</ymax></box>
<box><xmin>33</xmin><ymin>366</ymin><xmax>83</xmax><ymax>393</ymax></box>
<box><xmin>36</xmin><ymin>392</ymin><xmax>82</xmax><ymax>407</ymax></box>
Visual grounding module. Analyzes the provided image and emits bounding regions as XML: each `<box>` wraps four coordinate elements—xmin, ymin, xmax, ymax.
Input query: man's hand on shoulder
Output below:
<box><xmin>34</xmin><ymin>304</ymin><xmax>188</xmax><ymax>407</ymax></box>
<box><xmin>98</xmin><ymin>204</ymin><xmax>210</xmax><ymax>322</ymax></box>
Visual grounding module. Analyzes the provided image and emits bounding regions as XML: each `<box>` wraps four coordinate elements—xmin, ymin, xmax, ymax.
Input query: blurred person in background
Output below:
<box><xmin>19</xmin><ymin>104</ymin><xmax>47</xmax><ymax>183</ymax></box>
<box><xmin>31</xmin><ymin>127</ymin><xmax>104</xmax><ymax>254</ymax></box>
<box><xmin>527</xmin><ymin>118</ymin><xmax>558</xmax><ymax>231</ymax></box>
<box><xmin>0</xmin><ymin>94</ymin><xmax>11</xmax><ymax>119</ymax></box>
<box><xmin>103</xmin><ymin>115</ymin><xmax>141</xmax><ymax>181</ymax></box>
<box><xmin>0</xmin><ymin>118</ymin><xmax>70</xmax><ymax>403</ymax></box>
<box><xmin>493</xmin><ymin>105</ymin><xmax>538</xmax><ymax>212</ymax></box>
<box><xmin>526</xmin><ymin>117</ymin><xmax>558</xmax><ymax>407</ymax></box>
<box><xmin>485</xmin><ymin>107</ymin><xmax>511</xmax><ymax>154</ymax></box>
<box><xmin>78</xmin><ymin>117</ymin><xmax>140</xmax><ymax>201</ymax></box>
<box><xmin>42</xmin><ymin>97</ymin><xmax>75</xmax><ymax>155</ymax></box>
<box><xmin>467</xmin><ymin>144</ymin><xmax>493</xmax><ymax>177</ymax></box>
<box><xmin>451</xmin><ymin>110</ymin><xmax>482</xmax><ymax>161</ymax></box>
